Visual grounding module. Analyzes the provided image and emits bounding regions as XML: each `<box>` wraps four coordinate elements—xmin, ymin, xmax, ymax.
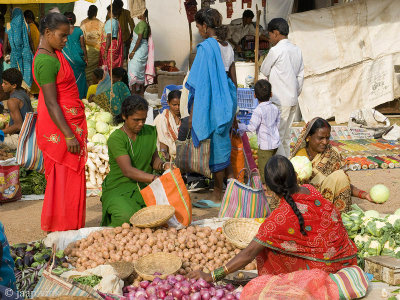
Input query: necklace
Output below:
<box><xmin>38</xmin><ymin>47</ymin><xmax>55</xmax><ymax>54</ymax></box>
<box><xmin>122</xmin><ymin>125</ymin><xmax>136</xmax><ymax>157</ymax></box>
<box><xmin>305</xmin><ymin>147</ymin><xmax>315</xmax><ymax>161</ymax></box>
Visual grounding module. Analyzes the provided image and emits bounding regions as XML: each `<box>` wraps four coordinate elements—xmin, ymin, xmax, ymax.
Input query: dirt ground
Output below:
<box><xmin>1</xmin><ymin>169</ymin><xmax>400</xmax><ymax>245</ymax></box>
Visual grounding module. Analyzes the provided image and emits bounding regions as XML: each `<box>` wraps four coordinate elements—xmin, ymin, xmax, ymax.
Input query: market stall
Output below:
<box><xmin>10</xmin><ymin>215</ymin><xmax>259</xmax><ymax>299</ymax></box>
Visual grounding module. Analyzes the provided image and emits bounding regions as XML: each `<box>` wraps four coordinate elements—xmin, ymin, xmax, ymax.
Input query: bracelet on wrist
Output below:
<box><xmin>65</xmin><ymin>135</ymin><xmax>75</xmax><ymax>140</ymax></box>
<box><xmin>212</xmin><ymin>267</ymin><xmax>227</xmax><ymax>282</ymax></box>
<box><xmin>358</xmin><ymin>190</ymin><xmax>366</xmax><ymax>199</ymax></box>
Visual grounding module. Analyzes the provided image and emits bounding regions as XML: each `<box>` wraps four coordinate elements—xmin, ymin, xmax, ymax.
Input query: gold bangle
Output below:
<box><xmin>223</xmin><ymin>265</ymin><xmax>229</xmax><ymax>274</ymax></box>
<box><xmin>211</xmin><ymin>271</ymin><xmax>215</xmax><ymax>282</ymax></box>
<box><xmin>65</xmin><ymin>135</ymin><xmax>75</xmax><ymax>140</ymax></box>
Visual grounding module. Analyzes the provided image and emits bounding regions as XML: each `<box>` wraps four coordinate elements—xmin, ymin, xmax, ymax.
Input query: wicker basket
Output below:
<box><xmin>222</xmin><ymin>218</ymin><xmax>262</xmax><ymax>249</ymax></box>
<box><xmin>108</xmin><ymin>261</ymin><xmax>135</xmax><ymax>280</ymax></box>
<box><xmin>130</xmin><ymin>205</ymin><xmax>175</xmax><ymax>228</ymax></box>
<box><xmin>134</xmin><ymin>252</ymin><xmax>182</xmax><ymax>281</ymax></box>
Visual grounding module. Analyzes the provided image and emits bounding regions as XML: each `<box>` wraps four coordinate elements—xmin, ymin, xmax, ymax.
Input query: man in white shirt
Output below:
<box><xmin>228</xmin><ymin>10</ymin><xmax>265</xmax><ymax>52</ymax></box>
<box><xmin>260</xmin><ymin>18</ymin><xmax>304</xmax><ymax>158</ymax></box>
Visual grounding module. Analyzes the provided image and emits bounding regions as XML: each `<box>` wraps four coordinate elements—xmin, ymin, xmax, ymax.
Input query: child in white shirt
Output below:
<box><xmin>239</xmin><ymin>79</ymin><xmax>280</xmax><ymax>183</ymax></box>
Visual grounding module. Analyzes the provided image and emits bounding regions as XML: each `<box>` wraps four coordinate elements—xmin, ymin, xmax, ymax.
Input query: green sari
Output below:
<box><xmin>101</xmin><ymin>125</ymin><xmax>157</xmax><ymax>227</ymax></box>
<box><xmin>92</xmin><ymin>73</ymin><xmax>131</xmax><ymax>115</ymax></box>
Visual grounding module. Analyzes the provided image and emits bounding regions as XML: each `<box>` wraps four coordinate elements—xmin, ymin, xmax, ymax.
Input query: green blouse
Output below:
<box><xmin>33</xmin><ymin>54</ymin><xmax>61</xmax><ymax>86</ymax></box>
<box><xmin>102</xmin><ymin>125</ymin><xmax>157</xmax><ymax>192</ymax></box>
<box><xmin>134</xmin><ymin>20</ymin><xmax>149</xmax><ymax>39</ymax></box>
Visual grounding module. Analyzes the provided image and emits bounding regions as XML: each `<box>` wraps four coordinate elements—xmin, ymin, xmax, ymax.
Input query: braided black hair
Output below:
<box><xmin>114</xmin><ymin>95</ymin><xmax>148</xmax><ymax>125</ymax></box>
<box><xmin>264</xmin><ymin>155</ymin><xmax>307</xmax><ymax>235</ymax></box>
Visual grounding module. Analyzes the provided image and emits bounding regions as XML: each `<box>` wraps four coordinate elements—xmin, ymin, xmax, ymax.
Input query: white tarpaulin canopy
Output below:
<box><xmin>289</xmin><ymin>0</ymin><xmax>400</xmax><ymax>123</ymax></box>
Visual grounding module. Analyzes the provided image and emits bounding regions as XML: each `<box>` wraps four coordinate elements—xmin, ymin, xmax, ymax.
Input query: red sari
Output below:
<box><xmin>34</xmin><ymin>51</ymin><xmax>88</xmax><ymax>232</ymax></box>
<box><xmin>98</xmin><ymin>21</ymin><xmax>123</xmax><ymax>71</ymax></box>
<box><xmin>254</xmin><ymin>184</ymin><xmax>357</xmax><ymax>275</ymax></box>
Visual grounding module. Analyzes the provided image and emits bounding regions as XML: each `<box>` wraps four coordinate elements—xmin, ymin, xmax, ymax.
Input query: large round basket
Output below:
<box><xmin>130</xmin><ymin>205</ymin><xmax>175</xmax><ymax>228</ymax></box>
<box><xmin>222</xmin><ymin>218</ymin><xmax>262</xmax><ymax>249</ymax></box>
<box><xmin>134</xmin><ymin>252</ymin><xmax>182</xmax><ymax>281</ymax></box>
<box><xmin>108</xmin><ymin>261</ymin><xmax>135</xmax><ymax>280</ymax></box>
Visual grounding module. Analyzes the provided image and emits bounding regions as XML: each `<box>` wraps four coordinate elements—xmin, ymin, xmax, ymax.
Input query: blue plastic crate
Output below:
<box><xmin>237</xmin><ymin>88</ymin><xmax>258</xmax><ymax>111</ymax></box>
<box><xmin>237</xmin><ymin>110</ymin><xmax>252</xmax><ymax>125</ymax></box>
<box><xmin>160</xmin><ymin>84</ymin><xmax>182</xmax><ymax>113</ymax></box>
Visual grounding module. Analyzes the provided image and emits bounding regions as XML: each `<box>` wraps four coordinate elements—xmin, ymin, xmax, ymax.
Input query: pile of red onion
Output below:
<box><xmin>122</xmin><ymin>275</ymin><xmax>240</xmax><ymax>300</ymax></box>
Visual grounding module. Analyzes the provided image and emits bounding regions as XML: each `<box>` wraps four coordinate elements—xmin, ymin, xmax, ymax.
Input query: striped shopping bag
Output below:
<box><xmin>218</xmin><ymin>169</ymin><xmax>271</xmax><ymax>218</ymax></box>
<box><xmin>140</xmin><ymin>168</ymin><xmax>192</xmax><ymax>226</ymax></box>
<box><xmin>175</xmin><ymin>137</ymin><xmax>211</xmax><ymax>178</ymax></box>
<box><xmin>15</xmin><ymin>112</ymin><xmax>45</xmax><ymax>173</ymax></box>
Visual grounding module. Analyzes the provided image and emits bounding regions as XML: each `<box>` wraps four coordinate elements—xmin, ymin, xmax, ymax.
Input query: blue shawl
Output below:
<box><xmin>185</xmin><ymin>38</ymin><xmax>237</xmax><ymax>171</ymax></box>
<box><xmin>8</xmin><ymin>8</ymin><xmax>33</xmax><ymax>87</ymax></box>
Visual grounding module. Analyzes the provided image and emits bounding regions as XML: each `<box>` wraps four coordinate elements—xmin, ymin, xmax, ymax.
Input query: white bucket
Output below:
<box><xmin>235</xmin><ymin>62</ymin><xmax>255</xmax><ymax>87</ymax></box>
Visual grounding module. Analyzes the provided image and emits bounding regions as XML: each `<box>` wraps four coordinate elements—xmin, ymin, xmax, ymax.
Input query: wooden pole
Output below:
<box><xmin>254</xmin><ymin>4</ymin><xmax>261</xmax><ymax>82</ymax></box>
<box><xmin>189</xmin><ymin>22</ymin><xmax>193</xmax><ymax>54</ymax></box>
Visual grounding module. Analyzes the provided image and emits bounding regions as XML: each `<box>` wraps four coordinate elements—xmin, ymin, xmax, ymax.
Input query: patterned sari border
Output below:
<box><xmin>253</xmin><ymin>237</ymin><xmax>357</xmax><ymax>263</ymax></box>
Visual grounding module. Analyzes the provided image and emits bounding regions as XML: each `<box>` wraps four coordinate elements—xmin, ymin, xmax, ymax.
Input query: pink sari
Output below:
<box><xmin>241</xmin><ymin>269</ymin><xmax>340</xmax><ymax>300</ymax></box>
<box><xmin>99</xmin><ymin>21</ymin><xmax>123</xmax><ymax>71</ymax></box>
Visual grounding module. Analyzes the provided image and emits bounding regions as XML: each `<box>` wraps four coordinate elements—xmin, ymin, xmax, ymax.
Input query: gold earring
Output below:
<box><xmin>306</xmin><ymin>139</ymin><xmax>309</xmax><ymax>142</ymax></box>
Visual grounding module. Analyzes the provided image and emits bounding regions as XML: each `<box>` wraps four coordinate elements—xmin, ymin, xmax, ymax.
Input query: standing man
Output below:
<box><xmin>113</xmin><ymin>0</ymin><xmax>135</xmax><ymax>61</ymax></box>
<box><xmin>260</xmin><ymin>18</ymin><xmax>304</xmax><ymax>157</ymax></box>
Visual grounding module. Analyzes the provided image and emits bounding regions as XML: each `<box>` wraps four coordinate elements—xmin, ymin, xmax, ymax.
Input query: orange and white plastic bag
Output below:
<box><xmin>140</xmin><ymin>168</ymin><xmax>192</xmax><ymax>227</ymax></box>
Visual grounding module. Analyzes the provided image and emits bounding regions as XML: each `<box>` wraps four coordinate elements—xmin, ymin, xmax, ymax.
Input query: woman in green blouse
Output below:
<box><xmin>128</xmin><ymin>9</ymin><xmax>150</xmax><ymax>95</ymax></box>
<box><xmin>89</xmin><ymin>67</ymin><xmax>131</xmax><ymax>116</ymax></box>
<box><xmin>33</xmin><ymin>13</ymin><xmax>87</xmax><ymax>232</ymax></box>
<box><xmin>101</xmin><ymin>95</ymin><xmax>173</xmax><ymax>227</ymax></box>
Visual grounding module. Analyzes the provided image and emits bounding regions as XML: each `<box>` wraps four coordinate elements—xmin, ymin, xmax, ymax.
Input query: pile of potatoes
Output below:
<box><xmin>65</xmin><ymin>224</ymin><xmax>257</xmax><ymax>274</ymax></box>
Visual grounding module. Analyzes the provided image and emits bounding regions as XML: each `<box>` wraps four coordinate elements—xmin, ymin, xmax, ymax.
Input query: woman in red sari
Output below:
<box><xmin>99</xmin><ymin>5</ymin><xmax>123</xmax><ymax>71</ymax></box>
<box><xmin>190</xmin><ymin>156</ymin><xmax>358</xmax><ymax>285</ymax></box>
<box><xmin>33</xmin><ymin>13</ymin><xmax>87</xmax><ymax>232</ymax></box>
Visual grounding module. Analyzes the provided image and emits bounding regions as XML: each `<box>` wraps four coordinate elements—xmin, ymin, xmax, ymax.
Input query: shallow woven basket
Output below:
<box><xmin>134</xmin><ymin>252</ymin><xmax>182</xmax><ymax>281</ymax></box>
<box><xmin>130</xmin><ymin>205</ymin><xmax>175</xmax><ymax>228</ymax></box>
<box><xmin>222</xmin><ymin>218</ymin><xmax>262</xmax><ymax>249</ymax></box>
<box><xmin>108</xmin><ymin>261</ymin><xmax>135</xmax><ymax>280</ymax></box>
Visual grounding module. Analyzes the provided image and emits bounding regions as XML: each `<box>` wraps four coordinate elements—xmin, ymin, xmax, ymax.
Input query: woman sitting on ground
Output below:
<box><xmin>190</xmin><ymin>155</ymin><xmax>363</xmax><ymax>298</ymax></box>
<box><xmin>89</xmin><ymin>67</ymin><xmax>131</xmax><ymax>116</ymax></box>
<box><xmin>0</xmin><ymin>68</ymin><xmax>33</xmax><ymax>149</ymax></box>
<box><xmin>86</xmin><ymin>68</ymin><xmax>103</xmax><ymax>99</ymax></box>
<box><xmin>290</xmin><ymin>117</ymin><xmax>377</xmax><ymax>212</ymax></box>
<box><xmin>154</xmin><ymin>90</ymin><xmax>181</xmax><ymax>161</ymax></box>
<box><xmin>190</xmin><ymin>155</ymin><xmax>357</xmax><ymax>280</ymax></box>
<box><xmin>101</xmin><ymin>96</ymin><xmax>173</xmax><ymax>227</ymax></box>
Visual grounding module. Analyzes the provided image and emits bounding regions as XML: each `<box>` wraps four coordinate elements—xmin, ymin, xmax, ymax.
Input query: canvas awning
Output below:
<box><xmin>0</xmin><ymin>0</ymin><xmax>96</xmax><ymax>3</ymax></box>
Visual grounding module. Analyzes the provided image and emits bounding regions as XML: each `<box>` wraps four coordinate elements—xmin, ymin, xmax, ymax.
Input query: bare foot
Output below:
<box><xmin>211</xmin><ymin>188</ymin><xmax>223</xmax><ymax>202</ymax></box>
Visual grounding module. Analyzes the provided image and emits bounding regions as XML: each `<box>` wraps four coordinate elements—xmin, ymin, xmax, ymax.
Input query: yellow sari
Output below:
<box><xmin>81</xmin><ymin>18</ymin><xmax>103</xmax><ymax>86</ymax></box>
<box><xmin>290</xmin><ymin>119</ymin><xmax>352</xmax><ymax>212</ymax></box>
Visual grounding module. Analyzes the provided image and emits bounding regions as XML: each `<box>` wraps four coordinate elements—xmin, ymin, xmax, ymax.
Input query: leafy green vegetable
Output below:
<box><xmin>361</xmin><ymin>218</ymin><xmax>391</xmax><ymax>237</ymax></box>
<box><xmin>387</xmin><ymin>215</ymin><xmax>400</xmax><ymax>232</ymax></box>
<box><xmin>364</xmin><ymin>238</ymin><xmax>382</xmax><ymax>256</ymax></box>
<box><xmin>73</xmin><ymin>275</ymin><xmax>102</xmax><ymax>287</ymax></box>
<box><xmin>19</xmin><ymin>168</ymin><xmax>46</xmax><ymax>195</ymax></box>
<box><xmin>354</xmin><ymin>234</ymin><xmax>370</xmax><ymax>250</ymax></box>
<box><xmin>381</xmin><ymin>238</ymin><xmax>397</xmax><ymax>256</ymax></box>
<box><xmin>55</xmin><ymin>250</ymin><xmax>64</xmax><ymax>259</ymax></box>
